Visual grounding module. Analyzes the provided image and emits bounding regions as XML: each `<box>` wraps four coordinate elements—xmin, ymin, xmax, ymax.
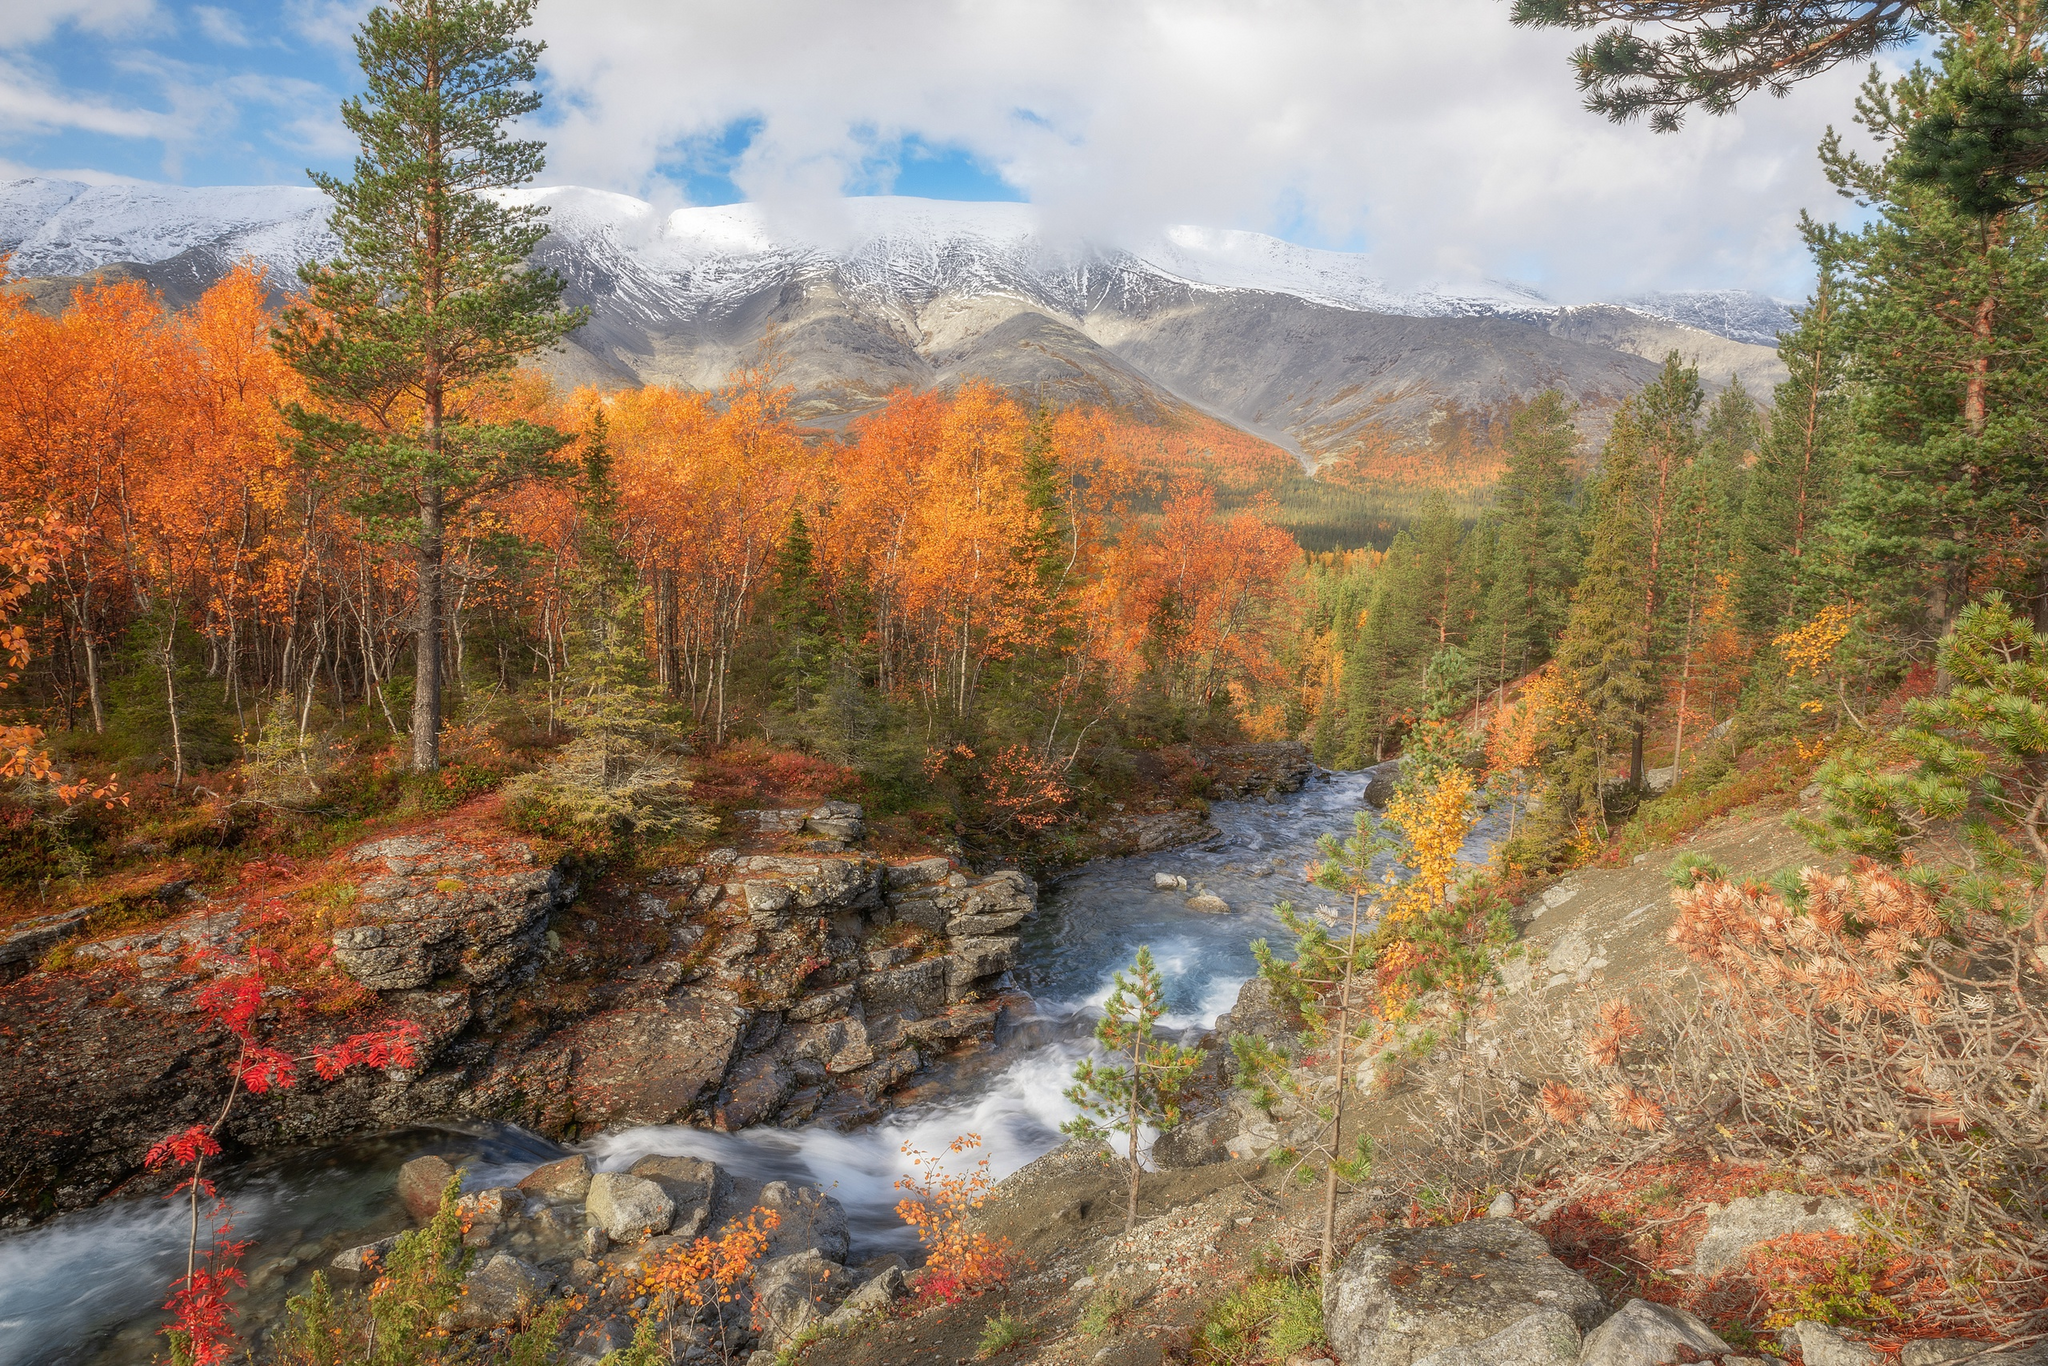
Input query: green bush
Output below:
<box><xmin>1196</xmin><ymin>1272</ymin><xmax>1325</xmax><ymax>1364</ymax></box>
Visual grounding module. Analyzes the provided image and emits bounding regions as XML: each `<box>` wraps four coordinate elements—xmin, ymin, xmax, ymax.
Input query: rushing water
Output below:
<box><xmin>0</xmin><ymin>763</ymin><xmax>1506</xmax><ymax>1365</ymax></box>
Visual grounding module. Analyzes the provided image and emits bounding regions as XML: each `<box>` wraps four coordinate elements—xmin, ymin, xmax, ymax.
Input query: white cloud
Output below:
<box><xmin>528</xmin><ymin>0</ymin><xmax>1871</xmax><ymax>298</ymax></box>
<box><xmin>283</xmin><ymin>0</ymin><xmax>373</xmax><ymax>51</ymax></box>
<box><xmin>192</xmin><ymin>5</ymin><xmax>252</xmax><ymax>47</ymax></box>
<box><xmin>3</xmin><ymin>0</ymin><xmax>159</xmax><ymax>49</ymax></box>
<box><xmin>0</xmin><ymin>53</ymin><xmax>177</xmax><ymax>138</ymax></box>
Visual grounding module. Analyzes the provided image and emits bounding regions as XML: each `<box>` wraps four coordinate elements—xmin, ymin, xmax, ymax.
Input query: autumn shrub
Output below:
<box><xmin>895</xmin><ymin>1134</ymin><xmax>1010</xmax><ymax>1304</ymax></box>
<box><xmin>636</xmin><ymin>1207</ymin><xmax>781</xmax><ymax>1365</ymax></box>
<box><xmin>1670</xmin><ymin>863</ymin><xmax>2048</xmax><ymax>1327</ymax></box>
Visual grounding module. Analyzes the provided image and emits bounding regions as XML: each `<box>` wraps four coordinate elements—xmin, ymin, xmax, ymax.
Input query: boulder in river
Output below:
<box><xmin>1325</xmin><ymin>1218</ymin><xmax>1607</xmax><ymax>1366</ymax></box>
<box><xmin>756</xmin><ymin>1179</ymin><xmax>851</xmax><ymax>1263</ymax></box>
<box><xmin>396</xmin><ymin>1154</ymin><xmax>460</xmax><ymax>1223</ymax></box>
<box><xmin>628</xmin><ymin>1153</ymin><xmax>721</xmax><ymax>1238</ymax></box>
<box><xmin>585</xmin><ymin>1172</ymin><xmax>675</xmax><ymax>1242</ymax></box>
<box><xmin>516</xmin><ymin>1153</ymin><xmax>592</xmax><ymax>1203</ymax></box>
<box><xmin>1185</xmin><ymin>892</ymin><xmax>1231</xmax><ymax>914</ymax></box>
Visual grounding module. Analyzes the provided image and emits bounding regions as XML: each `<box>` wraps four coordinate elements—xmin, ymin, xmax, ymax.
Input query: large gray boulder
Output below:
<box><xmin>585</xmin><ymin>1172</ymin><xmax>675</xmax><ymax>1242</ymax></box>
<box><xmin>1578</xmin><ymin>1299</ymin><xmax>1729</xmax><ymax>1366</ymax></box>
<box><xmin>1412</xmin><ymin>1310</ymin><xmax>1583</xmax><ymax>1366</ymax></box>
<box><xmin>448</xmin><ymin>1253</ymin><xmax>551</xmax><ymax>1328</ymax></box>
<box><xmin>1787</xmin><ymin>1321</ymin><xmax>1879</xmax><ymax>1366</ymax></box>
<box><xmin>628</xmin><ymin>1153</ymin><xmax>721</xmax><ymax>1238</ymax></box>
<box><xmin>757</xmin><ymin>1180</ymin><xmax>850</xmax><ymax>1263</ymax></box>
<box><xmin>1150</xmin><ymin>1108</ymin><xmax>1239</xmax><ymax>1169</ymax></box>
<box><xmin>1693</xmin><ymin>1191</ymin><xmax>1864</xmax><ymax>1276</ymax></box>
<box><xmin>1325</xmin><ymin>1218</ymin><xmax>1607</xmax><ymax>1366</ymax></box>
<box><xmin>1215</xmin><ymin>975</ymin><xmax>1302</xmax><ymax>1053</ymax></box>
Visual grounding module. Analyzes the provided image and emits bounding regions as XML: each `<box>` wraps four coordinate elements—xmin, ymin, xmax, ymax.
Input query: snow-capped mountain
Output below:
<box><xmin>0</xmin><ymin>177</ymin><xmax>1792</xmax><ymax>455</ymax></box>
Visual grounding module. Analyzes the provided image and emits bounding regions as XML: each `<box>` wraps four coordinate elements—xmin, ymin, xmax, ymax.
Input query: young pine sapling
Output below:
<box><xmin>1061</xmin><ymin>946</ymin><xmax>1203</xmax><ymax>1232</ymax></box>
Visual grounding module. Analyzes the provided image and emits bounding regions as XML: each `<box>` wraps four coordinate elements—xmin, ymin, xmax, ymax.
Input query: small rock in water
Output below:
<box><xmin>1153</xmin><ymin>872</ymin><xmax>1187</xmax><ymax>891</ymax></box>
<box><xmin>1185</xmin><ymin>892</ymin><xmax>1231</xmax><ymax>914</ymax></box>
<box><xmin>330</xmin><ymin>1235</ymin><xmax>400</xmax><ymax>1276</ymax></box>
<box><xmin>516</xmin><ymin>1153</ymin><xmax>593</xmax><ymax>1202</ymax></box>
<box><xmin>396</xmin><ymin>1154</ymin><xmax>460</xmax><ymax>1223</ymax></box>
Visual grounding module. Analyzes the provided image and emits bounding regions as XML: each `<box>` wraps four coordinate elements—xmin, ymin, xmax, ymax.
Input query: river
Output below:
<box><xmin>0</xmin><ymin>763</ymin><xmax>1506</xmax><ymax>1365</ymax></box>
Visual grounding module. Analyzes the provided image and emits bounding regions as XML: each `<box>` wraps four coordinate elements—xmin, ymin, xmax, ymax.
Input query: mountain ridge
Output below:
<box><xmin>0</xmin><ymin>177</ymin><xmax>1794</xmax><ymax>459</ymax></box>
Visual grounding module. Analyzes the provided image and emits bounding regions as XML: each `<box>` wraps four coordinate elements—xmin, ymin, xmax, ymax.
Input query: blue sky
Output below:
<box><xmin>3</xmin><ymin>0</ymin><xmax>1878</xmax><ymax>297</ymax></box>
<box><xmin>4</xmin><ymin>1</ymin><xmax>1024</xmax><ymax>202</ymax></box>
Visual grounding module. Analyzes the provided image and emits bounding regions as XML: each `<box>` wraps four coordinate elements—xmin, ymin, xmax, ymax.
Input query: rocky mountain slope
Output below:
<box><xmin>1</xmin><ymin>178</ymin><xmax>1790</xmax><ymax>459</ymax></box>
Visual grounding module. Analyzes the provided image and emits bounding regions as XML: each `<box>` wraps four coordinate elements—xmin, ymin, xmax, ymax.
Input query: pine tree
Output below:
<box><xmin>1061</xmin><ymin>946</ymin><xmax>1203</xmax><ymax>1233</ymax></box>
<box><xmin>1820</xmin><ymin>42</ymin><xmax>2048</xmax><ymax>644</ymax></box>
<box><xmin>275</xmin><ymin>0</ymin><xmax>586</xmax><ymax>772</ymax></box>
<box><xmin>1733</xmin><ymin>247</ymin><xmax>1848</xmax><ymax>637</ymax></box>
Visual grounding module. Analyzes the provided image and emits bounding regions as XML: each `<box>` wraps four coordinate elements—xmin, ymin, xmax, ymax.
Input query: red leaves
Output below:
<box><xmin>312</xmin><ymin>1019</ymin><xmax>423</xmax><ymax>1080</ymax></box>
<box><xmin>145</xmin><ymin>1125</ymin><xmax>222</xmax><ymax>1171</ymax></box>
<box><xmin>161</xmin><ymin>1229</ymin><xmax>249</xmax><ymax>1366</ymax></box>
<box><xmin>237</xmin><ymin>1047</ymin><xmax>297</xmax><ymax>1094</ymax></box>
<box><xmin>194</xmin><ymin>974</ymin><xmax>264</xmax><ymax>1042</ymax></box>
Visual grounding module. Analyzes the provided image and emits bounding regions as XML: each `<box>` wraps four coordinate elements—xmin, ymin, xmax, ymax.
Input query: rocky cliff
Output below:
<box><xmin>0</xmin><ymin>800</ymin><xmax>1033</xmax><ymax>1225</ymax></box>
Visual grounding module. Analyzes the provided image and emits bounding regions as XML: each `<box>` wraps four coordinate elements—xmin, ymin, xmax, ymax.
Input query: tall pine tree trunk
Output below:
<box><xmin>412</xmin><ymin>489</ymin><xmax>444</xmax><ymax>771</ymax></box>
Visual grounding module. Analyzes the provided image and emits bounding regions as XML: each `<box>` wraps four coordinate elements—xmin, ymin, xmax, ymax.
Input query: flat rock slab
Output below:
<box><xmin>1694</xmin><ymin>1191</ymin><xmax>1865</xmax><ymax>1276</ymax></box>
<box><xmin>1326</xmin><ymin>1218</ymin><xmax>1608</xmax><ymax>1366</ymax></box>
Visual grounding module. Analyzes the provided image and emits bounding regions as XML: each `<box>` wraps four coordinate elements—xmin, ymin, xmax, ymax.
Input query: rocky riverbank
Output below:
<box><xmin>0</xmin><ymin>798</ymin><xmax>1038</xmax><ymax>1225</ymax></box>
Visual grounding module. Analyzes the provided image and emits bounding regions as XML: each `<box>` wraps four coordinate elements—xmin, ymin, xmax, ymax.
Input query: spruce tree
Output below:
<box><xmin>1554</xmin><ymin>413</ymin><xmax>1652</xmax><ymax>823</ymax></box>
<box><xmin>1733</xmin><ymin>248</ymin><xmax>1848</xmax><ymax>636</ymax></box>
<box><xmin>1475</xmin><ymin>390</ymin><xmax>1581</xmax><ymax>699</ymax></box>
<box><xmin>770</xmin><ymin>509</ymin><xmax>832</xmax><ymax>716</ymax></box>
<box><xmin>1558</xmin><ymin>355</ymin><xmax>1704</xmax><ymax>788</ymax></box>
<box><xmin>276</xmin><ymin>0</ymin><xmax>586</xmax><ymax>772</ymax></box>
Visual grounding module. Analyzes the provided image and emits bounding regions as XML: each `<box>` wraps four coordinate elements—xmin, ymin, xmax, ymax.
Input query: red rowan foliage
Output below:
<box><xmin>145</xmin><ymin>1126</ymin><xmax>221</xmax><ymax>1171</ymax></box>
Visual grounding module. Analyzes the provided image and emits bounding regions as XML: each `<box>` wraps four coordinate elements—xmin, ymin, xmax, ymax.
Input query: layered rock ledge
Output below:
<box><xmin>0</xmin><ymin>802</ymin><xmax>1034</xmax><ymax>1223</ymax></box>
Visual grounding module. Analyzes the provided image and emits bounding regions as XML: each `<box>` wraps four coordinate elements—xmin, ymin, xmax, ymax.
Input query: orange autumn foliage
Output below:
<box><xmin>0</xmin><ymin>267</ymin><xmax>1304</xmax><ymax>793</ymax></box>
